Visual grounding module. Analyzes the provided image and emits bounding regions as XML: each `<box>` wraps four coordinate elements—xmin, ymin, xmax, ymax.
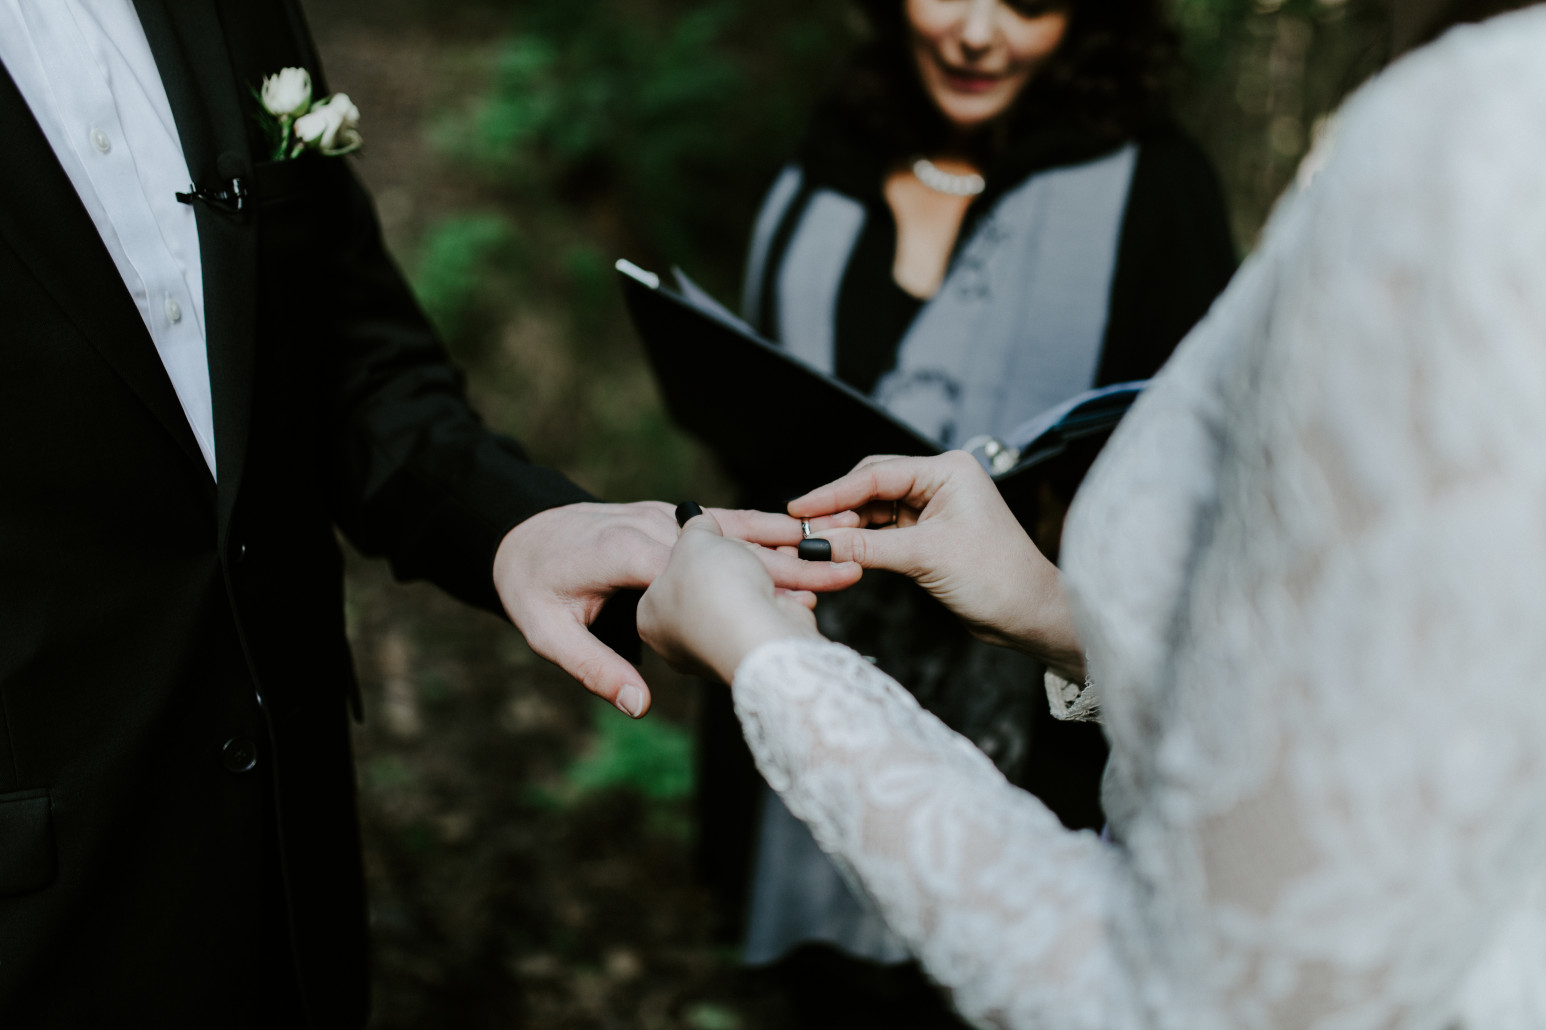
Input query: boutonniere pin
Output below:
<box><xmin>256</xmin><ymin>67</ymin><xmax>362</xmax><ymax>160</ymax></box>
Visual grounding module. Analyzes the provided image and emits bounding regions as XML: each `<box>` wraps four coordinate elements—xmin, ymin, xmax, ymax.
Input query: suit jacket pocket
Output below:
<box><xmin>250</xmin><ymin>154</ymin><xmax>348</xmax><ymax>210</ymax></box>
<box><xmin>250</xmin><ymin>155</ymin><xmax>313</xmax><ymax>207</ymax></box>
<box><xmin>250</xmin><ymin>155</ymin><xmax>352</xmax><ymax>276</ymax></box>
<box><xmin>0</xmin><ymin>789</ymin><xmax>55</xmax><ymax>896</ymax></box>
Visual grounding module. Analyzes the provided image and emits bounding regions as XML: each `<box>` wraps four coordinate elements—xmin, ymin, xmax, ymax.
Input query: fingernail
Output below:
<box><xmin>674</xmin><ymin>501</ymin><xmax>704</xmax><ymax>527</ymax></box>
<box><xmin>615</xmin><ymin>684</ymin><xmax>645</xmax><ymax>718</ymax></box>
<box><xmin>797</xmin><ymin>538</ymin><xmax>832</xmax><ymax>562</ymax></box>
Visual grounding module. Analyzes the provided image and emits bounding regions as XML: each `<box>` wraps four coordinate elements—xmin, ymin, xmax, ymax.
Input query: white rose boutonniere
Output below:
<box><xmin>292</xmin><ymin>94</ymin><xmax>362</xmax><ymax>157</ymax></box>
<box><xmin>255</xmin><ymin>67</ymin><xmax>362</xmax><ymax>161</ymax></box>
<box><xmin>260</xmin><ymin>67</ymin><xmax>311</xmax><ymax>119</ymax></box>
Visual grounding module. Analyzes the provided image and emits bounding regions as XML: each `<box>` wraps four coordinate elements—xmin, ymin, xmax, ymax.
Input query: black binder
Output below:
<box><xmin>616</xmin><ymin>260</ymin><xmax>1144</xmax><ymax>521</ymax></box>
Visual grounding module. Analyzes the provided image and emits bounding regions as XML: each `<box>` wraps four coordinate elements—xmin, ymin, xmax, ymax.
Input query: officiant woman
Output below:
<box><xmin>696</xmin><ymin>0</ymin><xmax>1235</xmax><ymax>1024</ymax></box>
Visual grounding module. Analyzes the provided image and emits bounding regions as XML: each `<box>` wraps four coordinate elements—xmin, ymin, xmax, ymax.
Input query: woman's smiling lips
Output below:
<box><xmin>938</xmin><ymin>64</ymin><xmax>1005</xmax><ymax>94</ymax></box>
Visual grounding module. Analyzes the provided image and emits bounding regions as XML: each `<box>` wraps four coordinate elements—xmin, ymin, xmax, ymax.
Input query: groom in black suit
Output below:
<box><xmin>0</xmin><ymin>1</ymin><xmax>845</xmax><ymax>1025</ymax></box>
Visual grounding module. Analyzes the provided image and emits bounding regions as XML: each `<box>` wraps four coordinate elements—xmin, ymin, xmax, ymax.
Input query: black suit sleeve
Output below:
<box><xmin>1096</xmin><ymin>127</ymin><xmax>1238</xmax><ymax>385</ymax></box>
<box><xmin>314</xmin><ymin>164</ymin><xmax>594</xmax><ymax>616</ymax></box>
<box><xmin>246</xmin><ymin>0</ymin><xmax>591</xmax><ymax>617</ymax></box>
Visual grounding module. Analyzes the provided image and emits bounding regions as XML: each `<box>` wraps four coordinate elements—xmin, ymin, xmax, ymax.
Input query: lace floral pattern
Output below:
<box><xmin>1044</xmin><ymin>669</ymin><xmax>1101</xmax><ymax>723</ymax></box>
<box><xmin>732</xmin><ymin>12</ymin><xmax>1546</xmax><ymax>1028</ymax></box>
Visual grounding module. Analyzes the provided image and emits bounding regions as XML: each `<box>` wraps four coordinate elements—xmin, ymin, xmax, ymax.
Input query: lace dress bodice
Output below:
<box><xmin>730</xmin><ymin>11</ymin><xmax>1546</xmax><ymax>1028</ymax></box>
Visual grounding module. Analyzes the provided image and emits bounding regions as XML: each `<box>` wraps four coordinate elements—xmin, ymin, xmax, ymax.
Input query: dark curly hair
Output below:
<box><xmin>829</xmin><ymin>0</ymin><xmax>1179</xmax><ymax>165</ymax></box>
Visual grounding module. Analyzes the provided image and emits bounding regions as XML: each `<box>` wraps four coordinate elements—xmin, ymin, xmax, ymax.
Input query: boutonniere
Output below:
<box><xmin>256</xmin><ymin>67</ymin><xmax>362</xmax><ymax>160</ymax></box>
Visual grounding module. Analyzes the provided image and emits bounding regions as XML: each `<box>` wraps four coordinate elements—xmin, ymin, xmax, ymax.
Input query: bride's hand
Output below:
<box><xmin>638</xmin><ymin>512</ymin><xmax>838</xmax><ymax>684</ymax></box>
<box><xmin>788</xmin><ymin>451</ymin><xmax>1083</xmax><ymax>676</ymax></box>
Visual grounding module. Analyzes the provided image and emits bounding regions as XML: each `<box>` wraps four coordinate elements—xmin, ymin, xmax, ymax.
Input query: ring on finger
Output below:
<box><xmin>801</xmin><ymin>519</ymin><xmax>812</xmax><ymax>539</ymax></box>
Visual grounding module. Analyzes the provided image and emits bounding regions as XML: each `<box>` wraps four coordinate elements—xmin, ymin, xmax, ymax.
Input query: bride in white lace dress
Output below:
<box><xmin>639</xmin><ymin>4</ymin><xmax>1546</xmax><ymax>1028</ymax></box>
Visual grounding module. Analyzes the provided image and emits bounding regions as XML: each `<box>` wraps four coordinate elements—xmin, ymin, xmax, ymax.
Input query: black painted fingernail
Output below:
<box><xmin>675</xmin><ymin>501</ymin><xmax>705</xmax><ymax>527</ymax></box>
<box><xmin>797</xmin><ymin>538</ymin><xmax>832</xmax><ymax>562</ymax></box>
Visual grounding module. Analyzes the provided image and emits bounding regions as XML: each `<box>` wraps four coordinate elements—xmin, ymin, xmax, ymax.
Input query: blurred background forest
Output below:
<box><xmin>305</xmin><ymin>0</ymin><xmax>1389</xmax><ymax>1025</ymax></box>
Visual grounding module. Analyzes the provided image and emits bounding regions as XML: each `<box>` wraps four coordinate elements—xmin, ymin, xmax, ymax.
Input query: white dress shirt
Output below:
<box><xmin>1</xmin><ymin>0</ymin><xmax>217</xmax><ymax>476</ymax></box>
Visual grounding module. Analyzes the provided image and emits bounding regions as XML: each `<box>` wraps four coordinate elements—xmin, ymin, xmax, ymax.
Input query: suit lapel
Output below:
<box><xmin>133</xmin><ymin>0</ymin><xmax>258</xmax><ymax>533</ymax></box>
<box><xmin>0</xmin><ymin>63</ymin><xmax>211</xmax><ymax>482</ymax></box>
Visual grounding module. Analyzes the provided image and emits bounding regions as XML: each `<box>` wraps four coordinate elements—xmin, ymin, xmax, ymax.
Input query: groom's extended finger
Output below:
<box><xmin>805</xmin><ymin>511</ymin><xmax>863</xmax><ymax>532</ymax></box>
<box><xmin>625</xmin><ymin>500</ymin><xmax>686</xmax><ymax>547</ymax></box>
<box><xmin>523</xmin><ymin>611</ymin><xmax>653</xmax><ymax>719</ymax></box>
<box><xmin>753</xmin><ymin>545</ymin><xmax>862</xmax><ymax>592</ymax></box>
<box><xmin>711</xmin><ymin>506</ymin><xmax>860</xmax><ymax>546</ymax></box>
<box><xmin>801</xmin><ymin>526</ymin><xmax>929</xmax><ymax>576</ymax></box>
<box><xmin>702</xmin><ymin>506</ymin><xmax>787</xmax><ymax>542</ymax></box>
<box><xmin>679</xmin><ymin>511</ymin><xmax>728</xmax><ymax>541</ymax></box>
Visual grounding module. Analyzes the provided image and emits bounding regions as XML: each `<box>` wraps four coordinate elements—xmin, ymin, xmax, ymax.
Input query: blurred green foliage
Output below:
<box><xmin>1170</xmin><ymin>0</ymin><xmax>1386</xmax><ymax>242</ymax></box>
<box><xmin>411</xmin><ymin>213</ymin><xmax>517</xmax><ymax>345</ymax></box>
<box><xmin>1175</xmin><ymin>0</ymin><xmax>1376</xmax><ymax>68</ymax></box>
<box><xmin>684</xmin><ymin>1001</ymin><xmax>745</xmax><ymax>1030</ymax></box>
<box><xmin>442</xmin><ymin>0</ymin><xmax>851</xmax><ymax>290</ymax></box>
<box><xmin>365</xmin><ymin>753</ymin><xmax>418</xmax><ymax>791</ymax></box>
<box><xmin>406</xmin><ymin>0</ymin><xmax>859</xmax><ymax>502</ymax></box>
<box><xmin>564</xmin><ymin>707</ymin><xmax>695</xmax><ymax>802</ymax></box>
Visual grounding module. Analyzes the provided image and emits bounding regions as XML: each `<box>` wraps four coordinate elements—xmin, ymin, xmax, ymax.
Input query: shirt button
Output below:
<box><xmin>221</xmin><ymin>737</ymin><xmax>259</xmax><ymax>774</ymax></box>
<box><xmin>90</xmin><ymin>128</ymin><xmax>111</xmax><ymax>153</ymax></box>
<box><xmin>165</xmin><ymin>297</ymin><xmax>183</xmax><ymax>324</ymax></box>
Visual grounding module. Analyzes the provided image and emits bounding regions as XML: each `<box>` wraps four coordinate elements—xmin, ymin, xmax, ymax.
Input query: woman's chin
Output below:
<box><xmin>935</xmin><ymin>101</ymin><xmax>1007</xmax><ymax>134</ymax></box>
<box><xmin>929</xmin><ymin>88</ymin><xmax>1020</xmax><ymax>134</ymax></box>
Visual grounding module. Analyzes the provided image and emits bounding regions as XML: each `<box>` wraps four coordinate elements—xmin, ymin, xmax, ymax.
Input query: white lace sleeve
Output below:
<box><xmin>734</xmin><ymin>640</ymin><xmax>1142</xmax><ymax>1028</ymax></box>
<box><xmin>733</xmin><ymin>14</ymin><xmax>1546</xmax><ymax>1029</ymax></box>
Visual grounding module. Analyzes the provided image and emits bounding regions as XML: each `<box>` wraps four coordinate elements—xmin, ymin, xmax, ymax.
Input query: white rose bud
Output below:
<box><xmin>260</xmin><ymin>67</ymin><xmax>312</xmax><ymax>119</ymax></box>
<box><xmin>292</xmin><ymin>93</ymin><xmax>361</xmax><ymax>155</ymax></box>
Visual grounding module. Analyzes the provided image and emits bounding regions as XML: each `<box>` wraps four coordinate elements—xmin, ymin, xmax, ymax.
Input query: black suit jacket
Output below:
<box><xmin>0</xmin><ymin>2</ymin><xmax>591</xmax><ymax>1025</ymax></box>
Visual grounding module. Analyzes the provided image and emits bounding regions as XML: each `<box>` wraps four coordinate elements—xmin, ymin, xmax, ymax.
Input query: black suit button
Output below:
<box><xmin>233</xmin><ymin>541</ymin><xmax>248</xmax><ymax>564</ymax></box>
<box><xmin>221</xmin><ymin>737</ymin><xmax>259</xmax><ymax>774</ymax></box>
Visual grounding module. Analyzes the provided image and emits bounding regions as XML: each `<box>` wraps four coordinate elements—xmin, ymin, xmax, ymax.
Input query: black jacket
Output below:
<box><xmin>0</xmin><ymin>2</ymin><xmax>588</xmax><ymax>1025</ymax></box>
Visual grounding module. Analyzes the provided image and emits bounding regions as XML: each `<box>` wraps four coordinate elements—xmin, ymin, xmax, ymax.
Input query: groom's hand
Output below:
<box><xmin>493</xmin><ymin>502</ymin><xmax>861</xmax><ymax>718</ymax></box>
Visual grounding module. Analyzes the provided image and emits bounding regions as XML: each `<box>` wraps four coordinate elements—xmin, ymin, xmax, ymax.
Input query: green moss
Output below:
<box><xmin>410</xmin><ymin>213</ymin><xmax>517</xmax><ymax>343</ymax></box>
<box><xmin>563</xmin><ymin>705</ymin><xmax>695</xmax><ymax>802</ymax></box>
<box><xmin>683</xmin><ymin>1001</ymin><xmax>742</xmax><ymax>1030</ymax></box>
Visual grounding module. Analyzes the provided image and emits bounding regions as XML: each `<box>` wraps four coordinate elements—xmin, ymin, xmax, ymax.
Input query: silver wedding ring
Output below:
<box><xmin>800</xmin><ymin>519</ymin><xmax>812</xmax><ymax>539</ymax></box>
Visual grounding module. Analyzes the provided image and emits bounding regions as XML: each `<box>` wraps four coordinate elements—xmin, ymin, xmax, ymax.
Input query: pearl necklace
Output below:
<box><xmin>911</xmin><ymin>156</ymin><xmax>986</xmax><ymax>197</ymax></box>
